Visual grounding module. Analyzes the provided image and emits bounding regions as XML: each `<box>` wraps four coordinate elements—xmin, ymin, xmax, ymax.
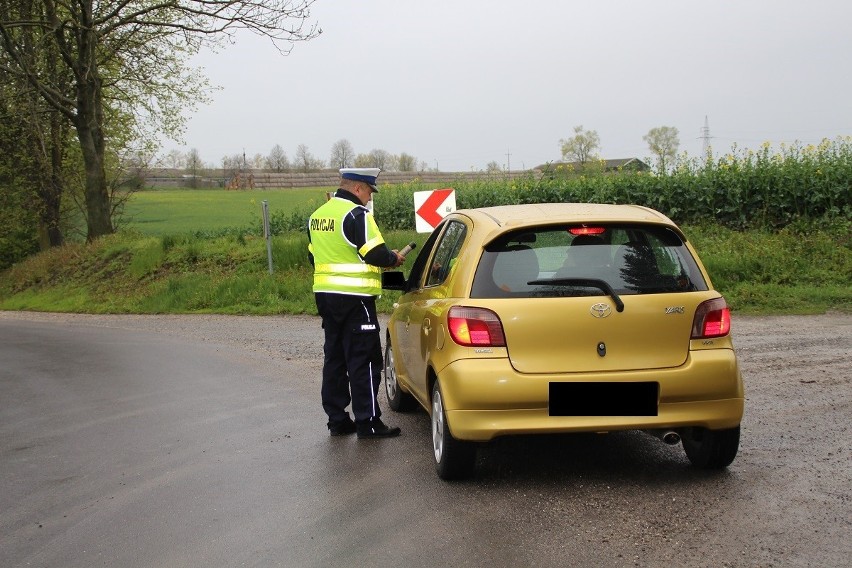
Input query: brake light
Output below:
<box><xmin>569</xmin><ymin>226</ymin><xmax>606</xmax><ymax>236</ymax></box>
<box><xmin>448</xmin><ymin>306</ymin><xmax>506</xmax><ymax>347</ymax></box>
<box><xmin>691</xmin><ymin>297</ymin><xmax>731</xmax><ymax>339</ymax></box>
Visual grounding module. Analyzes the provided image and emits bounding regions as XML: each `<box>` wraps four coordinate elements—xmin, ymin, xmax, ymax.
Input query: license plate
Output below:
<box><xmin>549</xmin><ymin>382</ymin><xmax>659</xmax><ymax>416</ymax></box>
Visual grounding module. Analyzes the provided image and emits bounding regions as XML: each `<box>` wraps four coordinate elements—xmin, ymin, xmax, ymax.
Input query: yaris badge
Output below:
<box><xmin>590</xmin><ymin>303</ymin><xmax>612</xmax><ymax>318</ymax></box>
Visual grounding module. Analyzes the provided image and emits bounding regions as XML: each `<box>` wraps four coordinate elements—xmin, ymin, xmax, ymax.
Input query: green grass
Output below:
<box><xmin>121</xmin><ymin>187</ymin><xmax>334</xmax><ymax>235</ymax></box>
<box><xmin>685</xmin><ymin>222</ymin><xmax>851</xmax><ymax>314</ymax></box>
<box><xmin>0</xmin><ymin>223</ymin><xmax>848</xmax><ymax>316</ymax></box>
<box><xmin>1</xmin><ymin>185</ymin><xmax>849</xmax><ymax>316</ymax></box>
<box><xmin>0</xmin><ymin>229</ymin><xmax>420</xmax><ymax>314</ymax></box>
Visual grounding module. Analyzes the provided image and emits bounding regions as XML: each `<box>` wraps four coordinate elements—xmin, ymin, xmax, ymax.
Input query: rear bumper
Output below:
<box><xmin>448</xmin><ymin>399</ymin><xmax>743</xmax><ymax>441</ymax></box>
<box><xmin>436</xmin><ymin>349</ymin><xmax>744</xmax><ymax>442</ymax></box>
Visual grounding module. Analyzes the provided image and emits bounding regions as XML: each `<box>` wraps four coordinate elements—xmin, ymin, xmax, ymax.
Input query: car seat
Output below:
<box><xmin>491</xmin><ymin>245</ymin><xmax>540</xmax><ymax>294</ymax></box>
<box><xmin>556</xmin><ymin>235</ymin><xmax>611</xmax><ymax>280</ymax></box>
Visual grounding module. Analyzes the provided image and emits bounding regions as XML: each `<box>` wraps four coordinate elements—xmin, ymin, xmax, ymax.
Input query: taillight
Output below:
<box><xmin>447</xmin><ymin>306</ymin><xmax>506</xmax><ymax>347</ymax></box>
<box><xmin>691</xmin><ymin>297</ymin><xmax>731</xmax><ymax>339</ymax></box>
<box><xmin>569</xmin><ymin>226</ymin><xmax>606</xmax><ymax>236</ymax></box>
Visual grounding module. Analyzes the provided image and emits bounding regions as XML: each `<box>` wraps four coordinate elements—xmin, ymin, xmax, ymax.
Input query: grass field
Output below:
<box><xmin>2</xmin><ymin>186</ymin><xmax>849</xmax><ymax>316</ymax></box>
<box><xmin>121</xmin><ymin>187</ymin><xmax>334</xmax><ymax>235</ymax></box>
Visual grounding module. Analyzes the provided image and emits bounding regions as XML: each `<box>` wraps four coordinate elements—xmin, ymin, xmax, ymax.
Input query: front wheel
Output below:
<box><xmin>682</xmin><ymin>425</ymin><xmax>740</xmax><ymax>469</ymax></box>
<box><xmin>384</xmin><ymin>338</ymin><xmax>417</xmax><ymax>412</ymax></box>
<box><xmin>431</xmin><ymin>379</ymin><xmax>476</xmax><ymax>480</ymax></box>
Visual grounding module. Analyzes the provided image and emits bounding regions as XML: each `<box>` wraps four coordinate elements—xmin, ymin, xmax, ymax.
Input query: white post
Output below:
<box><xmin>261</xmin><ymin>200</ymin><xmax>273</xmax><ymax>274</ymax></box>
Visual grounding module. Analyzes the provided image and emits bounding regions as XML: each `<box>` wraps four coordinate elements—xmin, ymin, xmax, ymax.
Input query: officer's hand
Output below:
<box><xmin>391</xmin><ymin>250</ymin><xmax>406</xmax><ymax>268</ymax></box>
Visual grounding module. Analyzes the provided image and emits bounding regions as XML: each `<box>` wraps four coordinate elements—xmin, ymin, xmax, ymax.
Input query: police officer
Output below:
<box><xmin>308</xmin><ymin>168</ymin><xmax>405</xmax><ymax>438</ymax></box>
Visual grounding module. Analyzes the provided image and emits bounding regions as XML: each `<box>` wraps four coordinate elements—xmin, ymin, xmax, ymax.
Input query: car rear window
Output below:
<box><xmin>470</xmin><ymin>224</ymin><xmax>708</xmax><ymax>298</ymax></box>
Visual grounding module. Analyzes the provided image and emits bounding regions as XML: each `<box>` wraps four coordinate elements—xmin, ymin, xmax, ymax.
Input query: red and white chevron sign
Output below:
<box><xmin>413</xmin><ymin>188</ymin><xmax>456</xmax><ymax>233</ymax></box>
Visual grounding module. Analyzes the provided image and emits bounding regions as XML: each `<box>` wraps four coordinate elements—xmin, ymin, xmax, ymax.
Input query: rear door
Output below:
<box><xmin>499</xmin><ymin>293</ymin><xmax>716</xmax><ymax>374</ymax></box>
<box><xmin>471</xmin><ymin>223</ymin><xmax>713</xmax><ymax>374</ymax></box>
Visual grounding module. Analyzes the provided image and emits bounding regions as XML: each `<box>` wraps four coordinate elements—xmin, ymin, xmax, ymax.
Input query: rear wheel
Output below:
<box><xmin>682</xmin><ymin>425</ymin><xmax>740</xmax><ymax>469</ymax></box>
<box><xmin>431</xmin><ymin>379</ymin><xmax>476</xmax><ymax>480</ymax></box>
<box><xmin>384</xmin><ymin>339</ymin><xmax>416</xmax><ymax>412</ymax></box>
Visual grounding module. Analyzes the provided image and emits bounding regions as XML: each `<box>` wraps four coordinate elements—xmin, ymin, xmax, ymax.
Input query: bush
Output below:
<box><xmin>368</xmin><ymin>138</ymin><xmax>852</xmax><ymax>232</ymax></box>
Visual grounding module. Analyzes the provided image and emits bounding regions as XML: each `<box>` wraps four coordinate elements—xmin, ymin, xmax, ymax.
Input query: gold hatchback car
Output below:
<box><xmin>383</xmin><ymin>203</ymin><xmax>744</xmax><ymax>480</ymax></box>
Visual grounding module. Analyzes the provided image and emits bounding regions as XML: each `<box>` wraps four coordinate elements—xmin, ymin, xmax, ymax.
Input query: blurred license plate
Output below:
<box><xmin>549</xmin><ymin>382</ymin><xmax>658</xmax><ymax>416</ymax></box>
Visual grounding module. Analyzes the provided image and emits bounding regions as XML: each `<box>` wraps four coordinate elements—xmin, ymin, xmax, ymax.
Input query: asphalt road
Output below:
<box><xmin>0</xmin><ymin>311</ymin><xmax>849</xmax><ymax>568</ymax></box>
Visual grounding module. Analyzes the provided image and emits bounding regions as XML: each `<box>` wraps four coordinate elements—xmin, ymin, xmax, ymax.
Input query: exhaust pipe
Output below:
<box><xmin>648</xmin><ymin>429</ymin><xmax>681</xmax><ymax>445</ymax></box>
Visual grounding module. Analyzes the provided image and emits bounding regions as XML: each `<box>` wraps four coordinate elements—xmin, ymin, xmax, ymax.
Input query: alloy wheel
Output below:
<box><xmin>432</xmin><ymin>389</ymin><xmax>445</xmax><ymax>463</ymax></box>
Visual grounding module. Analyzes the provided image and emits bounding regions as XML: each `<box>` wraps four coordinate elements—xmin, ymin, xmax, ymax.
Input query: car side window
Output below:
<box><xmin>425</xmin><ymin>221</ymin><xmax>467</xmax><ymax>287</ymax></box>
<box><xmin>405</xmin><ymin>223</ymin><xmax>443</xmax><ymax>290</ymax></box>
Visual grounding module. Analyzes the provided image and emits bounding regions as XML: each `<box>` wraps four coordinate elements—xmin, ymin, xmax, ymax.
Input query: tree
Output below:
<box><xmin>222</xmin><ymin>153</ymin><xmax>245</xmax><ymax>178</ymax></box>
<box><xmin>353</xmin><ymin>153</ymin><xmax>372</xmax><ymax>168</ymax></box>
<box><xmin>397</xmin><ymin>153</ymin><xmax>417</xmax><ymax>172</ymax></box>
<box><xmin>13</xmin><ymin>91</ymin><xmax>73</xmax><ymax>248</ymax></box>
<box><xmin>295</xmin><ymin>144</ymin><xmax>324</xmax><ymax>172</ymax></box>
<box><xmin>385</xmin><ymin>154</ymin><xmax>400</xmax><ymax>172</ymax></box>
<box><xmin>372</xmin><ymin>149</ymin><xmax>392</xmax><ymax>170</ymax></box>
<box><xmin>559</xmin><ymin>125</ymin><xmax>601</xmax><ymax>165</ymax></box>
<box><xmin>0</xmin><ymin>2</ymin><xmax>78</xmax><ymax>250</ymax></box>
<box><xmin>163</xmin><ymin>149</ymin><xmax>186</xmax><ymax>170</ymax></box>
<box><xmin>187</xmin><ymin>149</ymin><xmax>204</xmax><ymax>173</ymax></box>
<box><xmin>0</xmin><ymin>0</ymin><xmax>319</xmax><ymax>241</ymax></box>
<box><xmin>329</xmin><ymin>139</ymin><xmax>355</xmax><ymax>169</ymax></box>
<box><xmin>486</xmin><ymin>161</ymin><xmax>503</xmax><ymax>173</ymax></box>
<box><xmin>266</xmin><ymin>144</ymin><xmax>289</xmax><ymax>172</ymax></box>
<box><xmin>354</xmin><ymin>149</ymin><xmax>392</xmax><ymax>170</ymax></box>
<box><xmin>643</xmin><ymin>126</ymin><xmax>680</xmax><ymax>172</ymax></box>
<box><xmin>249</xmin><ymin>153</ymin><xmax>266</xmax><ymax>169</ymax></box>
<box><xmin>353</xmin><ymin>149</ymin><xmax>391</xmax><ymax>169</ymax></box>
<box><xmin>120</xmin><ymin>149</ymin><xmax>154</xmax><ymax>191</ymax></box>
<box><xmin>0</xmin><ymin>92</ymin><xmax>42</xmax><ymax>267</ymax></box>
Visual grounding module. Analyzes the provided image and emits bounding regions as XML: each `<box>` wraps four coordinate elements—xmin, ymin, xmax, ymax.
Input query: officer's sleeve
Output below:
<box><xmin>307</xmin><ymin>220</ymin><xmax>315</xmax><ymax>266</ymax></box>
<box><xmin>343</xmin><ymin>209</ymin><xmax>398</xmax><ymax>268</ymax></box>
<box><xmin>363</xmin><ymin>244</ymin><xmax>398</xmax><ymax>268</ymax></box>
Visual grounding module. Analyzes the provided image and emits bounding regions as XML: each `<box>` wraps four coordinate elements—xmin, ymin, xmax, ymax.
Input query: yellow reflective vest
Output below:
<box><xmin>308</xmin><ymin>197</ymin><xmax>385</xmax><ymax>296</ymax></box>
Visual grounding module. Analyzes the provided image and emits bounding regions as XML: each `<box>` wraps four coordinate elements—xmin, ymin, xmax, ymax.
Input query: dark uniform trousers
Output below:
<box><xmin>315</xmin><ymin>292</ymin><xmax>384</xmax><ymax>425</ymax></box>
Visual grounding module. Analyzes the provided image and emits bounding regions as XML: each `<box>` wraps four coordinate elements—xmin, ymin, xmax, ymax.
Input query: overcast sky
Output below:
<box><xmin>168</xmin><ymin>0</ymin><xmax>852</xmax><ymax>172</ymax></box>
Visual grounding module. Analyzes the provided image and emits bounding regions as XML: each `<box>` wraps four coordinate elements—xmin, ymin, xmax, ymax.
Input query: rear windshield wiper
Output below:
<box><xmin>527</xmin><ymin>277</ymin><xmax>625</xmax><ymax>312</ymax></box>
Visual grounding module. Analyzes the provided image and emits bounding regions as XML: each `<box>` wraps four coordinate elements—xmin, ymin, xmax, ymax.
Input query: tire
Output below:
<box><xmin>682</xmin><ymin>425</ymin><xmax>740</xmax><ymax>469</ymax></box>
<box><xmin>384</xmin><ymin>338</ymin><xmax>417</xmax><ymax>412</ymax></box>
<box><xmin>431</xmin><ymin>379</ymin><xmax>476</xmax><ymax>480</ymax></box>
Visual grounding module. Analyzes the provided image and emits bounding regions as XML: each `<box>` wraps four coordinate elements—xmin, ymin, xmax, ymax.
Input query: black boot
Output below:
<box><xmin>356</xmin><ymin>418</ymin><xmax>401</xmax><ymax>439</ymax></box>
<box><xmin>328</xmin><ymin>418</ymin><xmax>357</xmax><ymax>436</ymax></box>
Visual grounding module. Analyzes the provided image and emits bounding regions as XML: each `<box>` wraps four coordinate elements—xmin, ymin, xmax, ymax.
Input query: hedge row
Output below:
<box><xmin>269</xmin><ymin>137</ymin><xmax>851</xmax><ymax>234</ymax></box>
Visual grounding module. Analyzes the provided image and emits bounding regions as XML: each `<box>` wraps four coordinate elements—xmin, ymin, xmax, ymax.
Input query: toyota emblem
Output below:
<box><xmin>590</xmin><ymin>303</ymin><xmax>612</xmax><ymax>318</ymax></box>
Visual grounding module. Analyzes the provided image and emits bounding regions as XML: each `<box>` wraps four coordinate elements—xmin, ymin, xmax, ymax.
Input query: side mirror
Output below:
<box><xmin>382</xmin><ymin>271</ymin><xmax>407</xmax><ymax>290</ymax></box>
